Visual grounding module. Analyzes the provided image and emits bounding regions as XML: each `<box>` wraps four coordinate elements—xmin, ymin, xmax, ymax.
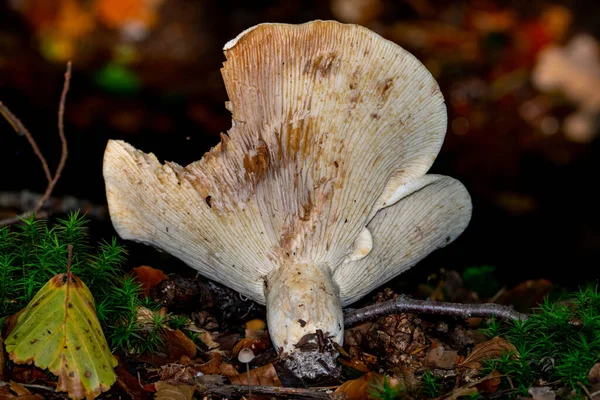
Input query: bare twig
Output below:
<box><xmin>0</xmin><ymin>62</ymin><xmax>71</xmax><ymax>226</ymax></box>
<box><xmin>344</xmin><ymin>294</ymin><xmax>528</xmax><ymax>328</ymax></box>
<box><xmin>202</xmin><ymin>384</ymin><xmax>335</xmax><ymax>399</ymax></box>
<box><xmin>0</xmin><ymin>380</ymin><xmax>56</xmax><ymax>392</ymax></box>
<box><xmin>0</xmin><ymin>104</ymin><xmax>52</xmax><ymax>183</ymax></box>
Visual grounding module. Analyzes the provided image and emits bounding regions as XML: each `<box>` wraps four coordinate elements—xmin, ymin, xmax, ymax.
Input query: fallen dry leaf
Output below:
<box><xmin>196</xmin><ymin>353</ymin><xmax>224</xmax><ymax>375</ymax></box>
<box><xmin>589</xmin><ymin>362</ymin><xmax>600</xmax><ymax>384</ymax></box>
<box><xmin>227</xmin><ymin>363</ymin><xmax>281</xmax><ymax>387</ymax></box>
<box><xmin>154</xmin><ymin>381</ymin><xmax>194</xmax><ymax>400</ymax></box>
<box><xmin>334</xmin><ymin>372</ymin><xmax>401</xmax><ymax>400</ymax></box>
<box><xmin>496</xmin><ymin>279</ymin><xmax>554</xmax><ymax>312</ymax></box>
<box><xmin>0</xmin><ymin>381</ymin><xmax>45</xmax><ymax>399</ymax></box>
<box><xmin>5</xmin><ymin>271</ymin><xmax>117</xmax><ymax>400</ymax></box>
<box><xmin>185</xmin><ymin>324</ymin><xmax>220</xmax><ymax>350</ymax></box>
<box><xmin>459</xmin><ymin>336</ymin><xmax>517</xmax><ymax>369</ymax></box>
<box><xmin>231</xmin><ymin>337</ymin><xmax>268</xmax><ymax>358</ymax></box>
<box><xmin>441</xmin><ymin>371</ymin><xmax>501</xmax><ymax>400</ymax></box>
<box><xmin>114</xmin><ymin>362</ymin><xmax>150</xmax><ymax>400</ymax></box>
<box><xmin>133</xmin><ymin>265</ymin><xmax>168</xmax><ymax>296</ymax></box>
<box><xmin>338</xmin><ymin>346</ymin><xmax>378</xmax><ymax>373</ymax></box>
<box><xmin>164</xmin><ymin>328</ymin><xmax>197</xmax><ymax>361</ymax></box>
<box><xmin>475</xmin><ymin>369</ymin><xmax>501</xmax><ymax>394</ymax></box>
<box><xmin>159</xmin><ymin>363</ymin><xmax>197</xmax><ymax>386</ymax></box>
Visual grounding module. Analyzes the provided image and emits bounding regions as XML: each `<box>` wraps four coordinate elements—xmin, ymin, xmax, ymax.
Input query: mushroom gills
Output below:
<box><xmin>344</xmin><ymin>227</ymin><xmax>373</xmax><ymax>263</ymax></box>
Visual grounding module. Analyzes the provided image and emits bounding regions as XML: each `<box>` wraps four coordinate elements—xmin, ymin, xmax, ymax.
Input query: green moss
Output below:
<box><xmin>481</xmin><ymin>285</ymin><xmax>600</xmax><ymax>396</ymax></box>
<box><xmin>0</xmin><ymin>213</ymin><xmax>151</xmax><ymax>353</ymax></box>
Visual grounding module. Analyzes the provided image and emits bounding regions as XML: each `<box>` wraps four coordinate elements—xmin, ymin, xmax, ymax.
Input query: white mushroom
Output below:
<box><xmin>103</xmin><ymin>21</ymin><xmax>471</xmax><ymax>379</ymax></box>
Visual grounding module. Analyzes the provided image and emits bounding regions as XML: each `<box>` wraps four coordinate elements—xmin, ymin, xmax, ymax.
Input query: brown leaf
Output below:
<box><xmin>344</xmin><ymin>323</ymin><xmax>372</xmax><ymax>347</ymax></box>
<box><xmin>232</xmin><ymin>337</ymin><xmax>267</xmax><ymax>358</ymax></box>
<box><xmin>339</xmin><ymin>357</ymin><xmax>372</xmax><ymax>373</ymax></box>
<box><xmin>114</xmin><ymin>362</ymin><xmax>150</xmax><ymax>400</ymax></box>
<box><xmin>496</xmin><ymin>279</ymin><xmax>553</xmax><ymax>312</ymax></box>
<box><xmin>0</xmin><ymin>382</ymin><xmax>45</xmax><ymax>399</ymax></box>
<box><xmin>589</xmin><ymin>362</ymin><xmax>600</xmax><ymax>384</ymax></box>
<box><xmin>159</xmin><ymin>363</ymin><xmax>197</xmax><ymax>386</ymax></box>
<box><xmin>154</xmin><ymin>381</ymin><xmax>195</xmax><ymax>400</ymax></box>
<box><xmin>164</xmin><ymin>328</ymin><xmax>197</xmax><ymax>361</ymax></box>
<box><xmin>441</xmin><ymin>371</ymin><xmax>501</xmax><ymax>400</ymax></box>
<box><xmin>459</xmin><ymin>337</ymin><xmax>517</xmax><ymax>369</ymax></box>
<box><xmin>196</xmin><ymin>353</ymin><xmax>224</xmax><ymax>375</ymax></box>
<box><xmin>133</xmin><ymin>265</ymin><xmax>168</xmax><ymax>296</ymax></box>
<box><xmin>334</xmin><ymin>372</ymin><xmax>401</xmax><ymax>400</ymax></box>
<box><xmin>424</xmin><ymin>340</ymin><xmax>458</xmax><ymax>369</ymax></box>
<box><xmin>229</xmin><ymin>363</ymin><xmax>281</xmax><ymax>386</ymax></box>
<box><xmin>191</xmin><ymin>328</ymin><xmax>220</xmax><ymax>350</ymax></box>
<box><xmin>476</xmin><ymin>369</ymin><xmax>501</xmax><ymax>393</ymax></box>
<box><xmin>338</xmin><ymin>346</ymin><xmax>378</xmax><ymax>373</ymax></box>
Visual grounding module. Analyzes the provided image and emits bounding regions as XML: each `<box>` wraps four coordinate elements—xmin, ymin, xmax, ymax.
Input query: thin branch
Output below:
<box><xmin>36</xmin><ymin>61</ymin><xmax>71</xmax><ymax>212</ymax></box>
<box><xmin>0</xmin><ymin>62</ymin><xmax>71</xmax><ymax>226</ymax></box>
<box><xmin>344</xmin><ymin>295</ymin><xmax>528</xmax><ymax>328</ymax></box>
<box><xmin>0</xmin><ymin>104</ymin><xmax>52</xmax><ymax>183</ymax></box>
<box><xmin>0</xmin><ymin>380</ymin><xmax>56</xmax><ymax>392</ymax></box>
<box><xmin>202</xmin><ymin>384</ymin><xmax>335</xmax><ymax>399</ymax></box>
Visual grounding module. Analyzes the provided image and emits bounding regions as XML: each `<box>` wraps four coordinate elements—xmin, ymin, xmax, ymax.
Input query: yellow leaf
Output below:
<box><xmin>5</xmin><ymin>272</ymin><xmax>118</xmax><ymax>399</ymax></box>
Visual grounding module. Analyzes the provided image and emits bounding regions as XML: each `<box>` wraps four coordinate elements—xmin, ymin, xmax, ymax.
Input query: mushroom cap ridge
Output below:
<box><xmin>103</xmin><ymin>20</ymin><xmax>447</xmax><ymax>304</ymax></box>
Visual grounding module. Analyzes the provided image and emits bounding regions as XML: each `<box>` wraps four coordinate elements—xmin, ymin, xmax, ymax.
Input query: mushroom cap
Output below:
<box><xmin>237</xmin><ymin>348</ymin><xmax>256</xmax><ymax>363</ymax></box>
<box><xmin>103</xmin><ymin>20</ymin><xmax>447</xmax><ymax>304</ymax></box>
<box><xmin>335</xmin><ymin>175</ymin><xmax>472</xmax><ymax>306</ymax></box>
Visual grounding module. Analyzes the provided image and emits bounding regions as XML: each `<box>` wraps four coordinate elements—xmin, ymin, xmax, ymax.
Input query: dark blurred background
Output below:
<box><xmin>1</xmin><ymin>0</ymin><xmax>598</xmax><ymax>293</ymax></box>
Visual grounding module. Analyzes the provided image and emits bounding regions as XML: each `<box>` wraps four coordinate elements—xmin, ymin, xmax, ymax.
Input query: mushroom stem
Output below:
<box><xmin>265</xmin><ymin>263</ymin><xmax>343</xmax><ymax>379</ymax></box>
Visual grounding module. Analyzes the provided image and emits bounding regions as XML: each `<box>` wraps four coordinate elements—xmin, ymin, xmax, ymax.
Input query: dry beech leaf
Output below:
<box><xmin>194</xmin><ymin>329</ymin><xmax>220</xmax><ymax>350</ymax></box>
<box><xmin>338</xmin><ymin>346</ymin><xmax>378</xmax><ymax>373</ymax></box>
<box><xmin>441</xmin><ymin>371</ymin><xmax>501</xmax><ymax>400</ymax></box>
<box><xmin>231</xmin><ymin>337</ymin><xmax>268</xmax><ymax>358</ymax></box>
<box><xmin>195</xmin><ymin>352</ymin><xmax>240</xmax><ymax>379</ymax></box>
<box><xmin>154</xmin><ymin>381</ymin><xmax>194</xmax><ymax>400</ymax></box>
<box><xmin>334</xmin><ymin>372</ymin><xmax>401</xmax><ymax>400</ymax></box>
<box><xmin>114</xmin><ymin>363</ymin><xmax>149</xmax><ymax>400</ymax></box>
<box><xmin>196</xmin><ymin>353</ymin><xmax>224</xmax><ymax>375</ymax></box>
<box><xmin>0</xmin><ymin>381</ymin><xmax>45</xmax><ymax>399</ymax></box>
<box><xmin>159</xmin><ymin>362</ymin><xmax>203</xmax><ymax>385</ymax></box>
<box><xmin>227</xmin><ymin>363</ymin><xmax>281</xmax><ymax>387</ymax></box>
<box><xmin>459</xmin><ymin>337</ymin><xmax>517</xmax><ymax>369</ymax></box>
<box><xmin>164</xmin><ymin>328</ymin><xmax>197</xmax><ymax>361</ymax></box>
<box><xmin>476</xmin><ymin>369</ymin><xmax>502</xmax><ymax>394</ymax></box>
<box><xmin>133</xmin><ymin>265</ymin><xmax>168</xmax><ymax>296</ymax></box>
<box><xmin>588</xmin><ymin>362</ymin><xmax>600</xmax><ymax>384</ymax></box>
<box><xmin>5</xmin><ymin>272</ymin><xmax>118</xmax><ymax>399</ymax></box>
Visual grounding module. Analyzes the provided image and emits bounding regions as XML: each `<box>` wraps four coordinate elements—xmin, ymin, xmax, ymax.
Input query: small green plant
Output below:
<box><xmin>368</xmin><ymin>375</ymin><xmax>405</xmax><ymax>400</ymax></box>
<box><xmin>480</xmin><ymin>316</ymin><xmax>504</xmax><ymax>338</ymax></box>
<box><xmin>168</xmin><ymin>314</ymin><xmax>191</xmax><ymax>330</ymax></box>
<box><xmin>0</xmin><ymin>213</ymin><xmax>125</xmax><ymax>315</ymax></box>
<box><xmin>421</xmin><ymin>371</ymin><xmax>440</xmax><ymax>398</ymax></box>
<box><xmin>0</xmin><ymin>213</ymin><xmax>160</xmax><ymax>354</ymax></box>
<box><xmin>481</xmin><ymin>285</ymin><xmax>600</xmax><ymax>396</ymax></box>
